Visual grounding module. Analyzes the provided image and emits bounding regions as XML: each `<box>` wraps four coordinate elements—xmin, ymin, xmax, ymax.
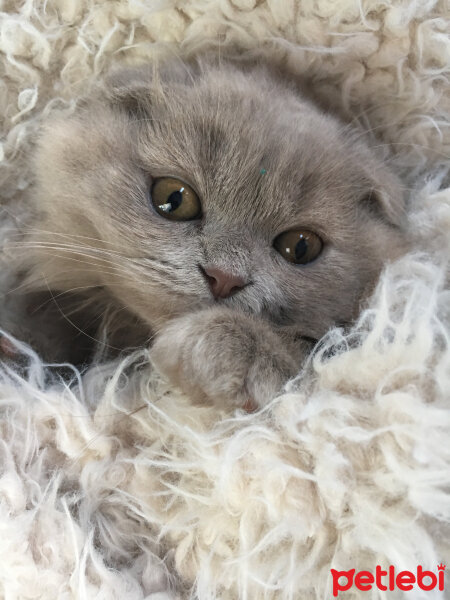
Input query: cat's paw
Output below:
<box><xmin>150</xmin><ymin>307</ymin><xmax>301</xmax><ymax>409</ymax></box>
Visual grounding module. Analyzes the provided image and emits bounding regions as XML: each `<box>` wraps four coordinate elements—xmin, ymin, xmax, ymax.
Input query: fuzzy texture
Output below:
<box><xmin>0</xmin><ymin>1</ymin><xmax>449</xmax><ymax>599</ymax></box>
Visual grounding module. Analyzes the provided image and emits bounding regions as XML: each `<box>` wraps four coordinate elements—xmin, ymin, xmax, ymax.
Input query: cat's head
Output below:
<box><xmin>29</xmin><ymin>57</ymin><xmax>409</xmax><ymax>341</ymax></box>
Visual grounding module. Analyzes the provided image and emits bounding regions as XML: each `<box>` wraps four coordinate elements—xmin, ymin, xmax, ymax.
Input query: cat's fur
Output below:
<box><xmin>12</xmin><ymin>56</ymin><xmax>409</xmax><ymax>407</ymax></box>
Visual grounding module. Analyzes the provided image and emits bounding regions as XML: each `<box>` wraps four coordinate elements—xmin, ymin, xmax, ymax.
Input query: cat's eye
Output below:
<box><xmin>151</xmin><ymin>177</ymin><xmax>201</xmax><ymax>221</ymax></box>
<box><xmin>274</xmin><ymin>229</ymin><xmax>323</xmax><ymax>265</ymax></box>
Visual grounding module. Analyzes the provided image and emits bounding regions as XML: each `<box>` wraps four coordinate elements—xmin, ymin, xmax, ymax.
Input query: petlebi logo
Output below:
<box><xmin>330</xmin><ymin>564</ymin><xmax>446</xmax><ymax>597</ymax></box>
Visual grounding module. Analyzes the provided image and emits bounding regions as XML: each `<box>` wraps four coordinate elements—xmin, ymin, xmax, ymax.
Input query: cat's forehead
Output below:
<box><xmin>135</xmin><ymin>71</ymin><xmax>369</xmax><ymax>228</ymax></box>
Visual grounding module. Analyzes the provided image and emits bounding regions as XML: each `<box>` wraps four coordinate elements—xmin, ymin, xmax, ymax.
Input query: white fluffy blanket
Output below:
<box><xmin>0</xmin><ymin>1</ymin><xmax>449</xmax><ymax>599</ymax></box>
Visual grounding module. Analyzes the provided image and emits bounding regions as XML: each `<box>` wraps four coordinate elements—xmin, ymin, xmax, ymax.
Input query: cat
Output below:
<box><xmin>10</xmin><ymin>55</ymin><xmax>409</xmax><ymax>408</ymax></box>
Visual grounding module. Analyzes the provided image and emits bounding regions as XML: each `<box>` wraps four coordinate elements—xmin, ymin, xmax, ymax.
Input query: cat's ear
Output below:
<box><xmin>361</xmin><ymin>168</ymin><xmax>407</xmax><ymax>228</ymax></box>
<box><xmin>361</xmin><ymin>189</ymin><xmax>405</xmax><ymax>228</ymax></box>
<box><xmin>105</xmin><ymin>66</ymin><xmax>155</xmax><ymax>116</ymax></box>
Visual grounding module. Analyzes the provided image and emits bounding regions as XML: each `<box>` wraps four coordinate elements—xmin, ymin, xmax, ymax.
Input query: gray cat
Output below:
<box><xmin>12</xmin><ymin>56</ymin><xmax>409</xmax><ymax>408</ymax></box>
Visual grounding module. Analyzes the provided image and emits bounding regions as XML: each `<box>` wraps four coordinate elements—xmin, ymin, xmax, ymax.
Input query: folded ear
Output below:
<box><xmin>360</xmin><ymin>161</ymin><xmax>407</xmax><ymax>228</ymax></box>
<box><xmin>103</xmin><ymin>58</ymin><xmax>201</xmax><ymax>116</ymax></box>
<box><xmin>362</xmin><ymin>186</ymin><xmax>406</xmax><ymax>228</ymax></box>
<box><xmin>104</xmin><ymin>66</ymin><xmax>155</xmax><ymax>116</ymax></box>
<box><xmin>378</xmin><ymin>188</ymin><xmax>407</xmax><ymax>227</ymax></box>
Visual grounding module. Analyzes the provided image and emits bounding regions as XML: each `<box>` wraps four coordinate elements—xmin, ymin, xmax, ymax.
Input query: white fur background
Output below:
<box><xmin>0</xmin><ymin>0</ymin><xmax>449</xmax><ymax>598</ymax></box>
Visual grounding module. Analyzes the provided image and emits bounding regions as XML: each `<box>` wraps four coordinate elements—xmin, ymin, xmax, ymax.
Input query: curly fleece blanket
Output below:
<box><xmin>0</xmin><ymin>1</ymin><xmax>449</xmax><ymax>599</ymax></box>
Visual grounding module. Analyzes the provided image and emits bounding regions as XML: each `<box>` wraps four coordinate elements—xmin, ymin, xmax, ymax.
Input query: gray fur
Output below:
<box><xmin>13</xmin><ymin>57</ymin><xmax>409</xmax><ymax>406</ymax></box>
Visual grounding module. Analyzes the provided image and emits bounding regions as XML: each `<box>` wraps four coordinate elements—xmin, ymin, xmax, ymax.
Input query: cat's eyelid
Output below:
<box><xmin>273</xmin><ymin>223</ymin><xmax>331</xmax><ymax>245</ymax></box>
<box><xmin>147</xmin><ymin>172</ymin><xmax>201</xmax><ymax>197</ymax></box>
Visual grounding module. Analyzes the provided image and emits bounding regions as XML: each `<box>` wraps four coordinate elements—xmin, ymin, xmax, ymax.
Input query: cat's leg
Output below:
<box><xmin>150</xmin><ymin>307</ymin><xmax>310</xmax><ymax>409</ymax></box>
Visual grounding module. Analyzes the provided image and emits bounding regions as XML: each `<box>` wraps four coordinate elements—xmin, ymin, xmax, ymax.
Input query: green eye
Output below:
<box><xmin>274</xmin><ymin>229</ymin><xmax>323</xmax><ymax>265</ymax></box>
<box><xmin>151</xmin><ymin>177</ymin><xmax>201</xmax><ymax>221</ymax></box>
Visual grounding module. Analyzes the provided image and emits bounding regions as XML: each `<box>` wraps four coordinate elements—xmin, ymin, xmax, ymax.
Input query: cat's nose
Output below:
<box><xmin>201</xmin><ymin>265</ymin><xmax>247</xmax><ymax>299</ymax></box>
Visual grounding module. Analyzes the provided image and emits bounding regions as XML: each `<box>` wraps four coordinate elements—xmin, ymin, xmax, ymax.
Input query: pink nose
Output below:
<box><xmin>201</xmin><ymin>265</ymin><xmax>247</xmax><ymax>299</ymax></box>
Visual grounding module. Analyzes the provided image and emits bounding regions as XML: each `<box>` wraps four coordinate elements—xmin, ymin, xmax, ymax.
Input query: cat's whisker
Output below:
<box><xmin>13</xmin><ymin>248</ymin><xmax>191</xmax><ymax>293</ymax></box>
<box><xmin>9</xmin><ymin>239</ymin><xmax>184</xmax><ymax>273</ymax></box>
<box><xmin>21</xmin><ymin>252</ymin><xmax>141</xmax><ymax>279</ymax></box>
<box><xmin>38</xmin><ymin>278</ymin><xmax>142</xmax><ymax>353</ymax></box>
<box><xmin>5</xmin><ymin>221</ymin><xmax>131</xmax><ymax>250</ymax></box>
<box><xmin>8</xmin><ymin>240</ymin><xmax>131</xmax><ymax>259</ymax></box>
<box><xmin>9</xmin><ymin>244</ymin><xmax>133</xmax><ymax>268</ymax></box>
<box><xmin>369</xmin><ymin>142</ymin><xmax>450</xmax><ymax>159</ymax></box>
<box><xmin>26</xmin><ymin>284</ymin><xmax>115</xmax><ymax>314</ymax></box>
<box><xmin>10</xmin><ymin>232</ymin><xmax>190</xmax><ymax>261</ymax></box>
<box><xmin>345</xmin><ymin>121</ymin><xmax>449</xmax><ymax>155</ymax></box>
<box><xmin>9</xmin><ymin>240</ymin><xmax>138</xmax><ymax>265</ymax></box>
<box><xmin>344</xmin><ymin>115</ymin><xmax>406</xmax><ymax>140</ymax></box>
<box><xmin>6</xmin><ymin>277</ymin><xmax>51</xmax><ymax>296</ymax></box>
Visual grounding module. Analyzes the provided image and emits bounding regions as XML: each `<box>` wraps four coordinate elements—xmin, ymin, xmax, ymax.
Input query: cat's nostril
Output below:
<box><xmin>200</xmin><ymin>265</ymin><xmax>247</xmax><ymax>300</ymax></box>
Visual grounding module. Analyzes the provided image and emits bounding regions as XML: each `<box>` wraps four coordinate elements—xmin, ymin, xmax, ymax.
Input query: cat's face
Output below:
<box><xmin>30</xmin><ymin>58</ymin><xmax>408</xmax><ymax>341</ymax></box>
